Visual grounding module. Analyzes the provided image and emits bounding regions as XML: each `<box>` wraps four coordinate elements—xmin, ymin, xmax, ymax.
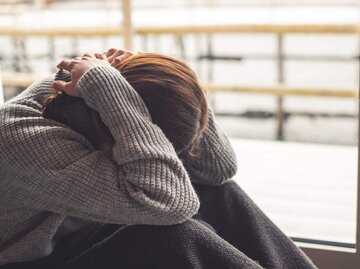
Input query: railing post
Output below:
<box><xmin>356</xmin><ymin>21</ymin><xmax>360</xmax><ymax>268</ymax></box>
<box><xmin>206</xmin><ymin>34</ymin><xmax>214</xmax><ymax>82</ymax></box>
<box><xmin>141</xmin><ymin>34</ymin><xmax>149</xmax><ymax>51</ymax></box>
<box><xmin>70</xmin><ymin>37</ymin><xmax>80</xmax><ymax>58</ymax></box>
<box><xmin>12</xmin><ymin>37</ymin><xmax>31</xmax><ymax>73</ymax></box>
<box><xmin>121</xmin><ymin>0</ymin><xmax>134</xmax><ymax>51</ymax></box>
<box><xmin>206</xmin><ymin>33</ymin><xmax>216</xmax><ymax>109</ymax></box>
<box><xmin>276</xmin><ymin>34</ymin><xmax>285</xmax><ymax>141</ymax></box>
<box><xmin>48</xmin><ymin>37</ymin><xmax>56</xmax><ymax>73</ymax></box>
<box><xmin>176</xmin><ymin>35</ymin><xmax>186</xmax><ymax>60</ymax></box>
<box><xmin>0</xmin><ymin>65</ymin><xmax>4</xmax><ymax>105</ymax></box>
<box><xmin>195</xmin><ymin>34</ymin><xmax>203</xmax><ymax>78</ymax></box>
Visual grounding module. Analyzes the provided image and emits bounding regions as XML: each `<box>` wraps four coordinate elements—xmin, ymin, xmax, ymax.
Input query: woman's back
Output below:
<box><xmin>0</xmin><ymin>66</ymin><xmax>201</xmax><ymax>265</ymax></box>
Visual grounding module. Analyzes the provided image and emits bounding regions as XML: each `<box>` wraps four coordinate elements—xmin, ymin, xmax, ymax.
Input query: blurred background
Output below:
<box><xmin>0</xmin><ymin>0</ymin><xmax>358</xmax><ymax>251</ymax></box>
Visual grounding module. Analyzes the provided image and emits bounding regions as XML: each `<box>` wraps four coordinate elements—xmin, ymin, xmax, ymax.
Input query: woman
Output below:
<box><xmin>0</xmin><ymin>49</ymin><xmax>317</xmax><ymax>268</ymax></box>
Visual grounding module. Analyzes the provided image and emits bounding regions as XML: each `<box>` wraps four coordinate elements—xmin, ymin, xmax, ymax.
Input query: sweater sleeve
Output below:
<box><xmin>0</xmin><ymin>66</ymin><xmax>199</xmax><ymax>225</ymax></box>
<box><xmin>179</xmin><ymin>108</ymin><xmax>238</xmax><ymax>186</ymax></box>
<box><xmin>52</xmin><ymin>69</ymin><xmax>237</xmax><ymax>186</ymax></box>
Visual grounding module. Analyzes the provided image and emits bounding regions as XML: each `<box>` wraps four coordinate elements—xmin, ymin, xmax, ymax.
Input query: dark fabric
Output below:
<box><xmin>194</xmin><ymin>181</ymin><xmax>317</xmax><ymax>269</ymax></box>
<box><xmin>1</xmin><ymin>180</ymin><xmax>317</xmax><ymax>269</ymax></box>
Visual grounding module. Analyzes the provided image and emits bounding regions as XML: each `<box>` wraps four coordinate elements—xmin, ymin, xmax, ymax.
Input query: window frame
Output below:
<box><xmin>296</xmin><ymin>100</ymin><xmax>360</xmax><ymax>268</ymax></box>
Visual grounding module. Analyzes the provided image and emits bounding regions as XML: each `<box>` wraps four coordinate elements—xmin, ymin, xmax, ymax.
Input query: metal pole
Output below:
<box><xmin>141</xmin><ymin>34</ymin><xmax>148</xmax><ymax>51</ymax></box>
<box><xmin>48</xmin><ymin>37</ymin><xmax>56</xmax><ymax>72</ymax></box>
<box><xmin>176</xmin><ymin>35</ymin><xmax>186</xmax><ymax>60</ymax></box>
<box><xmin>206</xmin><ymin>34</ymin><xmax>216</xmax><ymax>109</ymax></box>
<box><xmin>121</xmin><ymin>0</ymin><xmax>133</xmax><ymax>50</ymax></box>
<box><xmin>206</xmin><ymin>34</ymin><xmax>214</xmax><ymax>82</ymax></box>
<box><xmin>0</xmin><ymin>65</ymin><xmax>4</xmax><ymax>106</ymax></box>
<box><xmin>276</xmin><ymin>34</ymin><xmax>285</xmax><ymax>141</ymax></box>
<box><xmin>355</xmin><ymin>9</ymin><xmax>360</xmax><ymax>267</ymax></box>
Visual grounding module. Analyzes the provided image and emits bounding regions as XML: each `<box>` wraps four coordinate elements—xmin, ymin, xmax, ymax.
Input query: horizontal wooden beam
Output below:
<box><xmin>0</xmin><ymin>24</ymin><xmax>359</xmax><ymax>37</ymax></box>
<box><xmin>2</xmin><ymin>73</ymin><xmax>357</xmax><ymax>99</ymax></box>
<box><xmin>0</xmin><ymin>27</ymin><xmax>124</xmax><ymax>37</ymax></box>
<box><xmin>2</xmin><ymin>72</ymin><xmax>38</xmax><ymax>88</ymax></box>
<box><xmin>137</xmin><ymin>24</ymin><xmax>360</xmax><ymax>35</ymax></box>
<box><xmin>205</xmin><ymin>84</ymin><xmax>358</xmax><ymax>98</ymax></box>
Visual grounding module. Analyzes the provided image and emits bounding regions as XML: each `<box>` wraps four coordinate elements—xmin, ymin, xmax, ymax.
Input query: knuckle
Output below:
<box><xmin>107</xmin><ymin>48</ymin><xmax>117</xmax><ymax>54</ymax></box>
<box><xmin>58</xmin><ymin>59</ymin><xmax>66</xmax><ymax>67</ymax></box>
<box><xmin>114</xmin><ymin>50</ymin><xmax>125</xmax><ymax>56</ymax></box>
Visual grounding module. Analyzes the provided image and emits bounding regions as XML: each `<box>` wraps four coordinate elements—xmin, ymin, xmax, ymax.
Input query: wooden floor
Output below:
<box><xmin>230</xmin><ymin>138</ymin><xmax>357</xmax><ymax>244</ymax></box>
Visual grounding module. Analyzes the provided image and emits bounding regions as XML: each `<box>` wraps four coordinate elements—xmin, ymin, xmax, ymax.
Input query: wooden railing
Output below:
<box><xmin>2</xmin><ymin>72</ymin><xmax>38</xmax><ymax>88</ymax></box>
<box><xmin>1</xmin><ymin>23</ymin><xmax>358</xmax><ymax>139</ymax></box>
<box><xmin>205</xmin><ymin>84</ymin><xmax>358</xmax><ymax>99</ymax></box>
<box><xmin>0</xmin><ymin>24</ymin><xmax>359</xmax><ymax>36</ymax></box>
<box><xmin>3</xmin><ymin>72</ymin><xmax>357</xmax><ymax>99</ymax></box>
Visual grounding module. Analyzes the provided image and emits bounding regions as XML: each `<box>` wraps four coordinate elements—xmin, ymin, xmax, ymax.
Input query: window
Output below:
<box><xmin>1</xmin><ymin>0</ymin><xmax>359</xmax><ymax>267</ymax></box>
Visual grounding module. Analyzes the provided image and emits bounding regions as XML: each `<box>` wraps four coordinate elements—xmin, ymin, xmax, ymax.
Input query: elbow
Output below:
<box><xmin>223</xmin><ymin>157</ymin><xmax>238</xmax><ymax>180</ymax></box>
<box><xmin>166</xmin><ymin>195</ymin><xmax>200</xmax><ymax>225</ymax></box>
<box><xmin>157</xmin><ymin>191</ymin><xmax>200</xmax><ymax>226</ymax></box>
<box><xmin>123</xmin><ymin>157</ymin><xmax>201</xmax><ymax>226</ymax></box>
<box><xmin>210</xmin><ymin>144</ymin><xmax>238</xmax><ymax>186</ymax></box>
<box><xmin>209</xmin><ymin>157</ymin><xmax>238</xmax><ymax>186</ymax></box>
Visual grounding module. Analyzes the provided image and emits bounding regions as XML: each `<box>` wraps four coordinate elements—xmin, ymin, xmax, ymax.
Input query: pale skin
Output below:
<box><xmin>53</xmin><ymin>48</ymin><xmax>134</xmax><ymax>97</ymax></box>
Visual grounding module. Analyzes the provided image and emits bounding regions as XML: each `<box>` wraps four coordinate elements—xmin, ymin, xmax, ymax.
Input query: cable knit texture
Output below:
<box><xmin>0</xmin><ymin>66</ymin><xmax>237</xmax><ymax>265</ymax></box>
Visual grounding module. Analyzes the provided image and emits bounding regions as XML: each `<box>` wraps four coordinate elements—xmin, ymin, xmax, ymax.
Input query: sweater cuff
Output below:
<box><xmin>76</xmin><ymin>66</ymin><xmax>126</xmax><ymax>109</ymax></box>
<box><xmin>54</xmin><ymin>69</ymin><xmax>71</xmax><ymax>82</ymax></box>
<box><xmin>75</xmin><ymin>65</ymin><xmax>177</xmax><ymax>159</ymax></box>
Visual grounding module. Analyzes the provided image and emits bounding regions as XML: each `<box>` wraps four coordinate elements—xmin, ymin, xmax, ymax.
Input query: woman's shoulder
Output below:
<box><xmin>0</xmin><ymin>75</ymin><xmax>63</xmax><ymax>133</ymax></box>
<box><xmin>0</xmin><ymin>77</ymin><xmax>94</xmax><ymax>164</ymax></box>
<box><xmin>0</xmin><ymin>74</ymin><xmax>95</xmax><ymax>152</ymax></box>
<box><xmin>4</xmin><ymin>75</ymin><xmax>56</xmax><ymax>109</ymax></box>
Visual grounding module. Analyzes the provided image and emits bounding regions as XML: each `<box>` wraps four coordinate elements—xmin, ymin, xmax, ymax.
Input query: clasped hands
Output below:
<box><xmin>53</xmin><ymin>48</ymin><xmax>134</xmax><ymax>97</ymax></box>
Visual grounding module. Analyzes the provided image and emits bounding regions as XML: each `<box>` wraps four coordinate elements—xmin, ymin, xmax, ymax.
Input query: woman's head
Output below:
<box><xmin>43</xmin><ymin>52</ymin><xmax>209</xmax><ymax>156</ymax></box>
<box><xmin>116</xmin><ymin>53</ymin><xmax>208</xmax><ymax>155</ymax></box>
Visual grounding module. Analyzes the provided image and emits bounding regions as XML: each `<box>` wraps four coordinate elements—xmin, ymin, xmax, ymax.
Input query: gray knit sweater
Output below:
<box><xmin>0</xmin><ymin>66</ymin><xmax>237</xmax><ymax>265</ymax></box>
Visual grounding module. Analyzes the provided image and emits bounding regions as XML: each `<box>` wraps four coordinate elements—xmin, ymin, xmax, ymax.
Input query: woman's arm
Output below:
<box><xmin>55</xmin><ymin>52</ymin><xmax>237</xmax><ymax>187</ymax></box>
<box><xmin>179</xmin><ymin>108</ymin><xmax>238</xmax><ymax>186</ymax></box>
<box><xmin>0</xmin><ymin>63</ymin><xmax>199</xmax><ymax>225</ymax></box>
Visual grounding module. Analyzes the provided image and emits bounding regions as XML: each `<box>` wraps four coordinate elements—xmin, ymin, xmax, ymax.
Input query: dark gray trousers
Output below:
<box><xmin>2</xmin><ymin>180</ymin><xmax>317</xmax><ymax>269</ymax></box>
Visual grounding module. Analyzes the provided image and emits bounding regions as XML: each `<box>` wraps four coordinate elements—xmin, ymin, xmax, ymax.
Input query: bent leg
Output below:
<box><xmin>193</xmin><ymin>180</ymin><xmax>317</xmax><ymax>269</ymax></box>
<box><xmin>60</xmin><ymin>219</ymin><xmax>263</xmax><ymax>269</ymax></box>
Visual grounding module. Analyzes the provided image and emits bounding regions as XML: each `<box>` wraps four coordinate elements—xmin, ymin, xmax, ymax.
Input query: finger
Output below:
<box><xmin>53</xmin><ymin>80</ymin><xmax>67</xmax><ymax>91</ymax></box>
<box><xmin>57</xmin><ymin>59</ymin><xmax>75</xmax><ymax>71</ymax></box>
<box><xmin>95</xmin><ymin>52</ymin><xmax>107</xmax><ymax>60</ymax></box>
<box><xmin>106</xmin><ymin>48</ymin><xmax>118</xmax><ymax>58</ymax></box>
<box><xmin>107</xmin><ymin>49</ymin><xmax>126</xmax><ymax>62</ymax></box>
<box><xmin>110</xmin><ymin>57</ymin><xmax>123</xmax><ymax>67</ymax></box>
<box><xmin>82</xmin><ymin>52</ymin><xmax>95</xmax><ymax>59</ymax></box>
<box><xmin>110</xmin><ymin>52</ymin><xmax>133</xmax><ymax>67</ymax></box>
<box><xmin>53</xmin><ymin>80</ymin><xmax>77</xmax><ymax>96</ymax></box>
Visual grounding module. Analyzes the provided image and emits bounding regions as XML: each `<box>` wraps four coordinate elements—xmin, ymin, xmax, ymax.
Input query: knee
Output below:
<box><xmin>109</xmin><ymin>219</ymin><xmax>216</xmax><ymax>251</ymax></box>
<box><xmin>164</xmin><ymin>218</ymin><xmax>205</xmax><ymax>231</ymax></box>
<box><xmin>158</xmin><ymin>218</ymin><xmax>215</xmax><ymax>242</ymax></box>
<box><xmin>131</xmin><ymin>218</ymin><xmax>211</xmax><ymax>240</ymax></box>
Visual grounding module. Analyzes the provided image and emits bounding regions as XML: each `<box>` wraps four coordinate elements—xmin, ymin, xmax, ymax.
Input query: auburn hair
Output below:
<box><xmin>43</xmin><ymin>53</ymin><xmax>209</xmax><ymax>156</ymax></box>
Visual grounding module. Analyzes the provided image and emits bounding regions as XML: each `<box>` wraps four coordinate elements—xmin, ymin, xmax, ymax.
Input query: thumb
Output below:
<box><xmin>95</xmin><ymin>52</ymin><xmax>107</xmax><ymax>60</ymax></box>
<box><xmin>53</xmin><ymin>80</ymin><xmax>66</xmax><ymax>91</ymax></box>
<box><xmin>53</xmin><ymin>80</ymin><xmax>78</xmax><ymax>97</ymax></box>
